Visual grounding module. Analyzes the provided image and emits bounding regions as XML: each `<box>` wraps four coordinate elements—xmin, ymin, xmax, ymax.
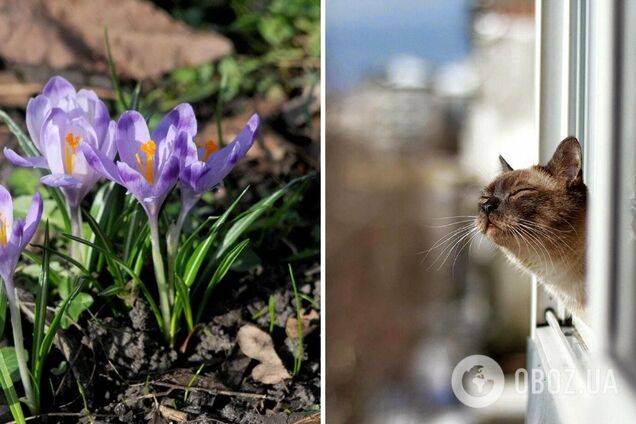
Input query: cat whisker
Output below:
<box><xmin>420</xmin><ymin>223</ymin><xmax>476</xmax><ymax>255</ymax></box>
<box><xmin>436</xmin><ymin>227</ymin><xmax>479</xmax><ymax>271</ymax></box>
<box><xmin>425</xmin><ymin>227</ymin><xmax>476</xmax><ymax>268</ymax></box>
<box><xmin>516</xmin><ymin>222</ymin><xmax>577</xmax><ymax>257</ymax></box>
<box><xmin>451</xmin><ymin>231</ymin><xmax>479</xmax><ymax>272</ymax></box>
<box><xmin>424</xmin><ymin>219</ymin><xmax>478</xmax><ymax>229</ymax></box>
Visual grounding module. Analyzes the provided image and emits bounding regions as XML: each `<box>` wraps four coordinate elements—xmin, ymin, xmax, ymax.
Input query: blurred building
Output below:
<box><xmin>327</xmin><ymin>1</ymin><xmax>533</xmax><ymax>423</ymax></box>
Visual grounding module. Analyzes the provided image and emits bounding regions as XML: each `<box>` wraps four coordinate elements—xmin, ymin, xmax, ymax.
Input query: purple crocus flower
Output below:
<box><xmin>80</xmin><ymin>103</ymin><xmax>196</xmax><ymax>219</ymax></box>
<box><xmin>0</xmin><ymin>186</ymin><xmax>43</xmax><ymax>410</ymax></box>
<box><xmin>179</xmin><ymin>113</ymin><xmax>260</xmax><ymax>213</ymax></box>
<box><xmin>4</xmin><ymin>76</ymin><xmax>115</xmax><ymax>208</ymax></box>
<box><xmin>81</xmin><ymin>104</ymin><xmax>196</xmax><ymax>338</ymax></box>
<box><xmin>0</xmin><ymin>187</ymin><xmax>43</xmax><ymax>287</ymax></box>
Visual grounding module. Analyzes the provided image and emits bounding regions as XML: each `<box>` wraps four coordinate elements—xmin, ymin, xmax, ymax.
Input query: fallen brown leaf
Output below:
<box><xmin>237</xmin><ymin>324</ymin><xmax>291</xmax><ymax>385</ymax></box>
<box><xmin>252</xmin><ymin>362</ymin><xmax>291</xmax><ymax>385</ymax></box>
<box><xmin>285</xmin><ymin>309</ymin><xmax>320</xmax><ymax>339</ymax></box>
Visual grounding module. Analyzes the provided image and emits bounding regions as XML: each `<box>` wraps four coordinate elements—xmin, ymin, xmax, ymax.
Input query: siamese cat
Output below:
<box><xmin>478</xmin><ymin>137</ymin><xmax>587</xmax><ymax>315</ymax></box>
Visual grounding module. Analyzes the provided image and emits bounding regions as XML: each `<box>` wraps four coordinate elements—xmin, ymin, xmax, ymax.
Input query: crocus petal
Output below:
<box><xmin>175</xmin><ymin>131</ymin><xmax>197</xmax><ymax>168</ymax></box>
<box><xmin>0</xmin><ymin>185</ymin><xmax>13</xmax><ymax>233</ymax></box>
<box><xmin>116</xmin><ymin>161</ymin><xmax>151</xmax><ymax>202</ymax></box>
<box><xmin>3</xmin><ymin>148</ymin><xmax>49</xmax><ymax>169</ymax></box>
<box><xmin>41</xmin><ymin>174</ymin><xmax>82</xmax><ymax>187</ymax></box>
<box><xmin>180</xmin><ymin>160</ymin><xmax>208</xmax><ymax>191</ymax></box>
<box><xmin>195</xmin><ymin>143</ymin><xmax>241</xmax><ymax>192</ymax></box>
<box><xmin>42</xmin><ymin>76</ymin><xmax>76</xmax><ymax>104</ymax></box>
<box><xmin>189</xmin><ymin>114</ymin><xmax>259</xmax><ymax>192</ymax></box>
<box><xmin>152</xmin><ymin>103</ymin><xmax>197</xmax><ymax>142</ymax></box>
<box><xmin>21</xmin><ymin>192</ymin><xmax>42</xmax><ymax>250</ymax></box>
<box><xmin>80</xmin><ymin>142</ymin><xmax>122</xmax><ymax>184</ymax></box>
<box><xmin>25</xmin><ymin>95</ymin><xmax>52</xmax><ymax>148</ymax></box>
<box><xmin>40</xmin><ymin>108</ymin><xmax>68</xmax><ymax>174</ymax></box>
<box><xmin>153</xmin><ymin>155</ymin><xmax>180</xmax><ymax>198</ymax></box>
<box><xmin>76</xmin><ymin>89</ymin><xmax>111</xmax><ymax>143</ymax></box>
<box><xmin>116</xmin><ymin>111</ymin><xmax>151</xmax><ymax>168</ymax></box>
<box><xmin>5</xmin><ymin>219</ymin><xmax>25</xmax><ymax>275</ymax></box>
<box><xmin>234</xmin><ymin>113</ymin><xmax>260</xmax><ymax>158</ymax></box>
<box><xmin>100</xmin><ymin>121</ymin><xmax>117</xmax><ymax>159</ymax></box>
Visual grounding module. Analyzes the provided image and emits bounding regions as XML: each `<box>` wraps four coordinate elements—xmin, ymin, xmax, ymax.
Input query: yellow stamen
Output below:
<box><xmin>202</xmin><ymin>139</ymin><xmax>218</xmax><ymax>162</ymax></box>
<box><xmin>0</xmin><ymin>212</ymin><xmax>7</xmax><ymax>247</ymax></box>
<box><xmin>135</xmin><ymin>139</ymin><xmax>156</xmax><ymax>183</ymax></box>
<box><xmin>64</xmin><ymin>132</ymin><xmax>81</xmax><ymax>175</ymax></box>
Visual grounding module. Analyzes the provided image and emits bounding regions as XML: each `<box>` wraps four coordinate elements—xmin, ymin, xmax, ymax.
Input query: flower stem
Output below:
<box><xmin>166</xmin><ymin>192</ymin><xmax>200</xmax><ymax>307</ymax></box>
<box><xmin>149</xmin><ymin>215</ymin><xmax>171</xmax><ymax>341</ymax></box>
<box><xmin>69</xmin><ymin>204</ymin><xmax>83</xmax><ymax>264</ymax></box>
<box><xmin>4</xmin><ymin>277</ymin><xmax>35</xmax><ymax>414</ymax></box>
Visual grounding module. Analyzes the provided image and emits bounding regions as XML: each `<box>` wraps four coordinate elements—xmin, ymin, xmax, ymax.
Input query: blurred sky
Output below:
<box><xmin>326</xmin><ymin>0</ymin><xmax>472</xmax><ymax>90</ymax></box>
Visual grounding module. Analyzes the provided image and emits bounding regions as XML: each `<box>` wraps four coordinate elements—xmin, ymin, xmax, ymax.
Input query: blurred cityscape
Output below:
<box><xmin>327</xmin><ymin>0</ymin><xmax>534</xmax><ymax>423</ymax></box>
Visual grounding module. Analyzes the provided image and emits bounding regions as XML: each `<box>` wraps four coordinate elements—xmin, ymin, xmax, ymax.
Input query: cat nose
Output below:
<box><xmin>481</xmin><ymin>197</ymin><xmax>500</xmax><ymax>215</ymax></box>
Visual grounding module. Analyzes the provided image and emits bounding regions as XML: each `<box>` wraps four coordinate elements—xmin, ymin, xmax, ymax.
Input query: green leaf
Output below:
<box><xmin>8</xmin><ymin>169</ymin><xmax>40</xmax><ymax>196</ymax></box>
<box><xmin>0</xmin><ymin>347</ymin><xmax>19</xmax><ymax>382</ymax></box>
<box><xmin>60</xmin><ymin>234</ymin><xmax>163</xmax><ymax>332</ymax></box>
<box><xmin>176</xmin><ymin>186</ymin><xmax>249</xmax><ymax>274</ymax></box>
<box><xmin>32</xmin><ymin>221</ymin><xmax>50</xmax><ymax>380</ymax></box>
<box><xmin>288</xmin><ymin>264</ymin><xmax>304</xmax><ymax>375</ymax></box>
<box><xmin>0</xmin><ymin>347</ymin><xmax>25</xmax><ymax>424</ymax></box>
<box><xmin>230</xmin><ymin>246</ymin><xmax>262</xmax><ymax>272</ymax></box>
<box><xmin>196</xmin><ymin>239</ymin><xmax>250</xmax><ymax>322</ymax></box>
<box><xmin>98</xmin><ymin>285</ymin><xmax>125</xmax><ymax>297</ymax></box>
<box><xmin>34</xmin><ymin>277</ymin><xmax>87</xmax><ymax>390</ymax></box>
<box><xmin>258</xmin><ymin>16</ymin><xmax>295</xmax><ymax>46</ymax></box>
<box><xmin>215</xmin><ymin>183</ymin><xmax>289</xmax><ymax>260</ymax></box>
<box><xmin>182</xmin><ymin>232</ymin><xmax>217</xmax><ymax>288</ymax></box>
<box><xmin>82</xmin><ymin>208</ymin><xmax>124</xmax><ymax>286</ymax></box>
<box><xmin>104</xmin><ymin>26</ymin><xmax>127</xmax><ymax>112</ymax></box>
<box><xmin>60</xmin><ymin>293</ymin><xmax>93</xmax><ymax>329</ymax></box>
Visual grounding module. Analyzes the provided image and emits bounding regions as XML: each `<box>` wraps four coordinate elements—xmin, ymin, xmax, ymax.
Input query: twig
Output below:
<box><xmin>129</xmin><ymin>380</ymin><xmax>274</xmax><ymax>400</ymax></box>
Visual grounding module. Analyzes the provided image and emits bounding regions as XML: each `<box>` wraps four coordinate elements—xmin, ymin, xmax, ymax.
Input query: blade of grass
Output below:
<box><xmin>288</xmin><ymin>264</ymin><xmax>303</xmax><ymax>376</ymax></box>
<box><xmin>60</xmin><ymin>234</ymin><xmax>163</xmax><ymax>331</ymax></box>
<box><xmin>195</xmin><ymin>239</ymin><xmax>250</xmax><ymax>322</ymax></box>
<box><xmin>21</xmin><ymin>251</ymin><xmax>64</xmax><ymax>288</ymax></box>
<box><xmin>268</xmin><ymin>295</ymin><xmax>275</xmax><ymax>333</ymax></box>
<box><xmin>214</xmin><ymin>181</ymin><xmax>297</xmax><ymax>261</ymax></box>
<box><xmin>103</xmin><ymin>26</ymin><xmax>127</xmax><ymax>112</ymax></box>
<box><xmin>183</xmin><ymin>364</ymin><xmax>205</xmax><ymax>402</ymax></box>
<box><xmin>31</xmin><ymin>221</ymin><xmax>50</xmax><ymax>411</ymax></box>
<box><xmin>130</xmin><ymin>81</ymin><xmax>142</xmax><ymax>111</ymax></box>
<box><xmin>82</xmin><ymin>209</ymin><xmax>124</xmax><ymax>286</ymax></box>
<box><xmin>176</xmin><ymin>186</ymin><xmax>249</xmax><ymax>274</ymax></box>
<box><xmin>182</xmin><ymin>232</ymin><xmax>218</xmax><ymax>288</ymax></box>
<box><xmin>0</xmin><ymin>349</ymin><xmax>25</xmax><ymax>424</ymax></box>
<box><xmin>34</xmin><ymin>277</ymin><xmax>87</xmax><ymax>391</ymax></box>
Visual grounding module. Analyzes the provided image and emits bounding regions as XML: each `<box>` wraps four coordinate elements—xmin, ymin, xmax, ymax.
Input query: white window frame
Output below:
<box><xmin>528</xmin><ymin>1</ymin><xmax>636</xmax><ymax>422</ymax></box>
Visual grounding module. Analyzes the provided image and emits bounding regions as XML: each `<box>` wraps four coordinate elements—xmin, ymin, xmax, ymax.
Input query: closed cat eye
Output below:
<box><xmin>510</xmin><ymin>188</ymin><xmax>536</xmax><ymax>197</ymax></box>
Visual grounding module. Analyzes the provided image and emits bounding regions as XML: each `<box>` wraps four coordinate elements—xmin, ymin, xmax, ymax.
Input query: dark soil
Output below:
<box><xmin>6</xmin><ymin>258</ymin><xmax>320</xmax><ymax>424</ymax></box>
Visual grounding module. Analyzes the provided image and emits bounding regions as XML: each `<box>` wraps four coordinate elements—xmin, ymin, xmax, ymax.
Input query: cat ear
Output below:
<box><xmin>546</xmin><ymin>136</ymin><xmax>583</xmax><ymax>185</ymax></box>
<box><xmin>499</xmin><ymin>155</ymin><xmax>513</xmax><ymax>172</ymax></box>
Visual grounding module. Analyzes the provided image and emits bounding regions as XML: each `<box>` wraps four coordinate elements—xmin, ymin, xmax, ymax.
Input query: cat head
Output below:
<box><xmin>477</xmin><ymin>137</ymin><xmax>587</xmax><ymax>248</ymax></box>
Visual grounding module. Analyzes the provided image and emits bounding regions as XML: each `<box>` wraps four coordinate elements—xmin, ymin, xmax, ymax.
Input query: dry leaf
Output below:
<box><xmin>285</xmin><ymin>309</ymin><xmax>320</xmax><ymax>339</ymax></box>
<box><xmin>252</xmin><ymin>362</ymin><xmax>291</xmax><ymax>385</ymax></box>
<box><xmin>237</xmin><ymin>324</ymin><xmax>291</xmax><ymax>385</ymax></box>
<box><xmin>0</xmin><ymin>0</ymin><xmax>232</xmax><ymax>80</ymax></box>
<box><xmin>158</xmin><ymin>405</ymin><xmax>188</xmax><ymax>423</ymax></box>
